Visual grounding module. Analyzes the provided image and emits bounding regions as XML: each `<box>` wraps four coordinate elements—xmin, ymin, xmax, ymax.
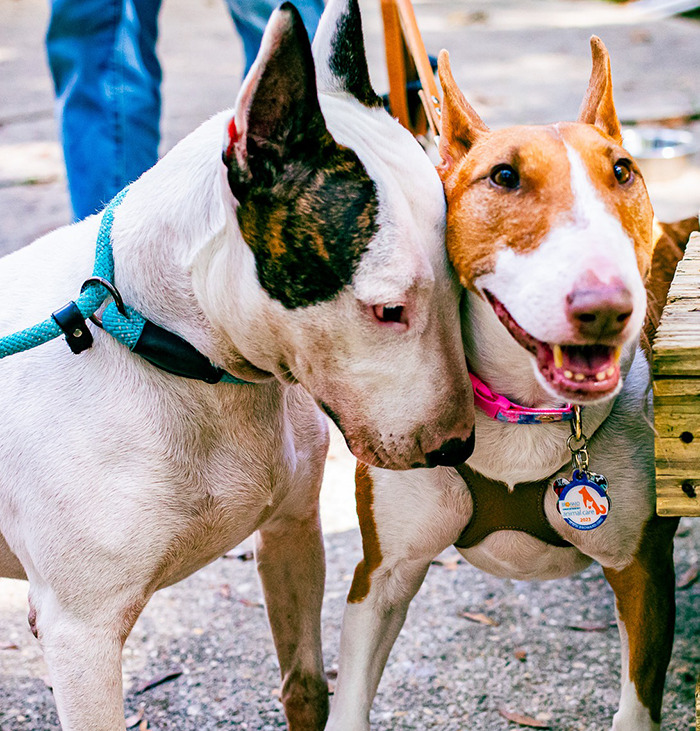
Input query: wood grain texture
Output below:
<box><xmin>653</xmin><ymin>231</ymin><xmax>700</xmax><ymax>516</ymax></box>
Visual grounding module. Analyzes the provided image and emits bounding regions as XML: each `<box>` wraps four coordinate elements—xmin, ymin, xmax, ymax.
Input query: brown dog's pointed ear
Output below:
<box><xmin>578</xmin><ymin>36</ymin><xmax>623</xmax><ymax>144</ymax></box>
<box><xmin>437</xmin><ymin>50</ymin><xmax>489</xmax><ymax>175</ymax></box>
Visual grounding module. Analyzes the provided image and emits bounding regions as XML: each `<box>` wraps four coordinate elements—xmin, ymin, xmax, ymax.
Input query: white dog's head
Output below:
<box><xmin>213</xmin><ymin>1</ymin><xmax>474</xmax><ymax>469</ymax></box>
<box><xmin>437</xmin><ymin>38</ymin><xmax>654</xmax><ymax>405</ymax></box>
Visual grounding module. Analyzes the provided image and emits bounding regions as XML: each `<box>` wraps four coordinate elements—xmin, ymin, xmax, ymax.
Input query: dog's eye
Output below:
<box><xmin>489</xmin><ymin>164</ymin><xmax>520</xmax><ymax>189</ymax></box>
<box><xmin>613</xmin><ymin>158</ymin><xmax>634</xmax><ymax>185</ymax></box>
<box><xmin>372</xmin><ymin>304</ymin><xmax>408</xmax><ymax>330</ymax></box>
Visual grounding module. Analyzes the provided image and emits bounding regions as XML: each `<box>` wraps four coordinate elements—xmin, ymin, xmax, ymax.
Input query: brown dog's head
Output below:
<box><xmin>437</xmin><ymin>38</ymin><xmax>654</xmax><ymax>403</ymax></box>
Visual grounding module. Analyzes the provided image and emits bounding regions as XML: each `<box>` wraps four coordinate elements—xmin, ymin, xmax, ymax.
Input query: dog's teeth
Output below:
<box><xmin>564</xmin><ymin>370</ymin><xmax>574</xmax><ymax>379</ymax></box>
<box><xmin>613</xmin><ymin>346</ymin><xmax>622</xmax><ymax>363</ymax></box>
<box><xmin>607</xmin><ymin>366</ymin><xmax>616</xmax><ymax>377</ymax></box>
<box><xmin>553</xmin><ymin>344</ymin><xmax>563</xmax><ymax>369</ymax></box>
<box><xmin>574</xmin><ymin>373</ymin><xmax>585</xmax><ymax>382</ymax></box>
<box><xmin>596</xmin><ymin>371</ymin><xmax>606</xmax><ymax>381</ymax></box>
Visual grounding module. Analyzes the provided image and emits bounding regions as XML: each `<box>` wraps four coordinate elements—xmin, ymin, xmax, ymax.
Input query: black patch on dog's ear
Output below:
<box><xmin>328</xmin><ymin>0</ymin><xmax>382</xmax><ymax>108</ymax></box>
<box><xmin>225</xmin><ymin>1</ymin><xmax>379</xmax><ymax>309</ymax></box>
<box><xmin>235</xmin><ymin>144</ymin><xmax>379</xmax><ymax>309</ymax></box>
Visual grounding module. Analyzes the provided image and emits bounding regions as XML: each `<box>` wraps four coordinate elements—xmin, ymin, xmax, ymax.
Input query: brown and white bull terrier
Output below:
<box><xmin>327</xmin><ymin>38</ymin><xmax>678</xmax><ymax>731</ymax></box>
<box><xmin>0</xmin><ymin>2</ymin><xmax>476</xmax><ymax>728</ymax></box>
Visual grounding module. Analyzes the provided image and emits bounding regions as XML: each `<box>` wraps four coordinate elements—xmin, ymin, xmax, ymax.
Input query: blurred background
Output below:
<box><xmin>0</xmin><ymin>1</ymin><xmax>698</xmax><ymax>729</ymax></box>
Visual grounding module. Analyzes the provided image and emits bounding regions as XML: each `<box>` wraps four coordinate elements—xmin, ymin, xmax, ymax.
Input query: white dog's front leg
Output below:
<box><xmin>326</xmin><ymin>557</ymin><xmax>432</xmax><ymax>731</ymax></box>
<box><xmin>33</xmin><ymin>590</ymin><xmax>129</xmax><ymax>730</ymax></box>
<box><xmin>256</xmin><ymin>509</ymin><xmax>328</xmax><ymax>731</ymax></box>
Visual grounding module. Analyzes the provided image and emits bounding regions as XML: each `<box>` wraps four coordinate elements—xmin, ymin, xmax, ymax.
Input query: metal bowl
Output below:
<box><xmin>622</xmin><ymin>127</ymin><xmax>698</xmax><ymax>182</ymax></box>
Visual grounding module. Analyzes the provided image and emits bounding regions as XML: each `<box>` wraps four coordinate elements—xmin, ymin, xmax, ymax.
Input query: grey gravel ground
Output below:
<box><xmin>1</xmin><ymin>514</ymin><xmax>698</xmax><ymax>730</ymax></box>
<box><xmin>0</xmin><ymin>0</ymin><xmax>699</xmax><ymax>729</ymax></box>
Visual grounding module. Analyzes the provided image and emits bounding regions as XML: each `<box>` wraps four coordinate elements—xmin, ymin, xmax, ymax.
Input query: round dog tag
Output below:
<box><xmin>553</xmin><ymin>470</ymin><xmax>610</xmax><ymax>531</ymax></box>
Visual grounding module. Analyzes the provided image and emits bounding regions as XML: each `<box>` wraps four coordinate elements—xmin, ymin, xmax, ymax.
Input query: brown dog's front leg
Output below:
<box><xmin>603</xmin><ymin>515</ymin><xmax>679</xmax><ymax>731</ymax></box>
<box><xmin>255</xmin><ymin>510</ymin><xmax>328</xmax><ymax>731</ymax></box>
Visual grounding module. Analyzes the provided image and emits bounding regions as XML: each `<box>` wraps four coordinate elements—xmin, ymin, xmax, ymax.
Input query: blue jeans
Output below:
<box><xmin>46</xmin><ymin>0</ymin><xmax>325</xmax><ymax>221</ymax></box>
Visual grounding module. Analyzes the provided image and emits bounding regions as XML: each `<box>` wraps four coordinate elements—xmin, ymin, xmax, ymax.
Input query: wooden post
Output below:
<box><xmin>380</xmin><ymin>0</ymin><xmax>441</xmax><ymax>138</ymax></box>
<box><xmin>653</xmin><ymin>231</ymin><xmax>700</xmax><ymax>516</ymax></box>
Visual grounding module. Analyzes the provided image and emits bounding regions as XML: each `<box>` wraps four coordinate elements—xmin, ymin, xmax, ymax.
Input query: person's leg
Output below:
<box><xmin>46</xmin><ymin>0</ymin><xmax>163</xmax><ymax>221</ymax></box>
<box><xmin>224</xmin><ymin>0</ymin><xmax>325</xmax><ymax>74</ymax></box>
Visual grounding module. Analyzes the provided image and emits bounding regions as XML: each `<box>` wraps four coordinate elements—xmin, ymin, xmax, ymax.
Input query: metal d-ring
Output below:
<box><xmin>81</xmin><ymin>276</ymin><xmax>128</xmax><ymax>327</ymax></box>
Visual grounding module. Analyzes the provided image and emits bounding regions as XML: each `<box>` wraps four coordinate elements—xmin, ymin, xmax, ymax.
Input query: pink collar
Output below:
<box><xmin>469</xmin><ymin>373</ymin><xmax>575</xmax><ymax>424</ymax></box>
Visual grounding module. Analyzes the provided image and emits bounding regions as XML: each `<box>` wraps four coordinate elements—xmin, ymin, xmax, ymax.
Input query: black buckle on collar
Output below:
<box><xmin>52</xmin><ymin>301</ymin><xmax>94</xmax><ymax>354</ymax></box>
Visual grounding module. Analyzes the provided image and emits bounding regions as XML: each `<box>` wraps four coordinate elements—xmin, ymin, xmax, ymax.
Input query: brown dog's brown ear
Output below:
<box><xmin>578</xmin><ymin>36</ymin><xmax>623</xmax><ymax>144</ymax></box>
<box><xmin>437</xmin><ymin>50</ymin><xmax>489</xmax><ymax>174</ymax></box>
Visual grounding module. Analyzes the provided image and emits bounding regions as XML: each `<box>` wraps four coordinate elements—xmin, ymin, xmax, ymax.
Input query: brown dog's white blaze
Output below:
<box><xmin>436</xmin><ymin>39</ymin><xmax>654</xmax><ymax>402</ymax></box>
<box><xmin>348</xmin><ymin>462</ymin><xmax>383</xmax><ymax>603</ymax></box>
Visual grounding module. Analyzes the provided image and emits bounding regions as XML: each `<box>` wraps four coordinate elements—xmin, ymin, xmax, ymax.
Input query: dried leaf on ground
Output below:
<box><xmin>134</xmin><ymin>669</ymin><xmax>183</xmax><ymax>695</ymax></box>
<box><xmin>125</xmin><ymin>706</ymin><xmax>145</xmax><ymax>728</ymax></box>
<box><xmin>514</xmin><ymin>648</ymin><xmax>527</xmax><ymax>662</ymax></box>
<box><xmin>431</xmin><ymin>557</ymin><xmax>462</xmax><ymax>570</ymax></box>
<box><xmin>566</xmin><ymin>621</ymin><xmax>614</xmax><ymax>632</ymax></box>
<box><xmin>239</xmin><ymin>598</ymin><xmax>264</xmax><ymax>608</ymax></box>
<box><xmin>677</xmin><ymin>563</ymin><xmax>699</xmax><ymax>589</ymax></box>
<box><xmin>0</xmin><ymin>643</ymin><xmax>19</xmax><ymax>650</ymax></box>
<box><xmin>460</xmin><ymin>611</ymin><xmax>500</xmax><ymax>627</ymax></box>
<box><xmin>499</xmin><ymin>707</ymin><xmax>552</xmax><ymax>728</ymax></box>
<box><xmin>222</xmin><ymin>550</ymin><xmax>254</xmax><ymax>561</ymax></box>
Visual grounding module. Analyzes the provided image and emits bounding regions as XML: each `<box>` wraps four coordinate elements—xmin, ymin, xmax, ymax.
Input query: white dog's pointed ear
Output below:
<box><xmin>223</xmin><ymin>2</ymin><xmax>331</xmax><ymax>192</ymax></box>
<box><xmin>312</xmin><ymin>0</ymin><xmax>382</xmax><ymax>108</ymax></box>
<box><xmin>437</xmin><ymin>50</ymin><xmax>489</xmax><ymax>177</ymax></box>
<box><xmin>578</xmin><ymin>36</ymin><xmax>623</xmax><ymax>145</ymax></box>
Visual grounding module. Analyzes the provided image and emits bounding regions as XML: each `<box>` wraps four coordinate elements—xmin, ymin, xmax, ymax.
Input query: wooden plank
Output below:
<box><xmin>655</xmin><ymin>469</ymin><xmax>700</xmax><ymax>516</ymax></box>
<box><xmin>656</xmin><ymin>495</ymin><xmax>700</xmax><ymax>517</ymax></box>
<box><xmin>653</xmin><ymin>356</ymin><xmax>700</xmax><ymax>377</ymax></box>
<box><xmin>653</xmin><ymin>232</ymin><xmax>700</xmax><ymax>377</ymax></box>
<box><xmin>654</xmin><ymin>410</ymin><xmax>700</xmax><ymax>438</ymax></box>
<box><xmin>655</xmin><ymin>437</ymin><xmax>700</xmax><ymax>466</ymax></box>
<box><xmin>653</xmin><ymin>378</ymin><xmax>700</xmax><ymax>401</ymax></box>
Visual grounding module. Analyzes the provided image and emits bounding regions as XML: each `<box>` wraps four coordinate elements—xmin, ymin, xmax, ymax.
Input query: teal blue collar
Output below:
<box><xmin>0</xmin><ymin>188</ymin><xmax>250</xmax><ymax>385</ymax></box>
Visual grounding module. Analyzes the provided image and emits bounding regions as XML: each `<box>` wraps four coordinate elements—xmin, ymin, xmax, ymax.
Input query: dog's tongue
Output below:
<box><xmin>546</xmin><ymin>343</ymin><xmax>621</xmax><ymax>395</ymax></box>
<box><xmin>560</xmin><ymin>344</ymin><xmax>615</xmax><ymax>376</ymax></box>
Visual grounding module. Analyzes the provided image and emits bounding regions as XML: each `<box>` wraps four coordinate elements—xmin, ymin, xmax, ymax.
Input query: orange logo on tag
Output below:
<box><xmin>580</xmin><ymin>486</ymin><xmax>605</xmax><ymax>515</ymax></box>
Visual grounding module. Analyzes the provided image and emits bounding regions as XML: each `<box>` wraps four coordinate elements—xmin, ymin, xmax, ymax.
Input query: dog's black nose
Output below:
<box><xmin>425</xmin><ymin>431</ymin><xmax>475</xmax><ymax>467</ymax></box>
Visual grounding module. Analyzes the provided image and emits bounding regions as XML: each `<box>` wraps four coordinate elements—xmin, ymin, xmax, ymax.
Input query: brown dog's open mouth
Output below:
<box><xmin>484</xmin><ymin>291</ymin><xmax>621</xmax><ymax>400</ymax></box>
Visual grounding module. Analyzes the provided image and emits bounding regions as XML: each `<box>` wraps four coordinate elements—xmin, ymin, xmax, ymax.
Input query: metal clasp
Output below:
<box><xmin>81</xmin><ymin>276</ymin><xmax>128</xmax><ymax>327</ymax></box>
<box><xmin>566</xmin><ymin>405</ymin><xmax>589</xmax><ymax>473</ymax></box>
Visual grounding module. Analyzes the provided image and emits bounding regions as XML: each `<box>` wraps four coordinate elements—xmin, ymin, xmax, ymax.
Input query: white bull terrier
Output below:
<box><xmin>0</xmin><ymin>2</ymin><xmax>475</xmax><ymax>728</ymax></box>
<box><xmin>327</xmin><ymin>38</ymin><xmax>677</xmax><ymax>731</ymax></box>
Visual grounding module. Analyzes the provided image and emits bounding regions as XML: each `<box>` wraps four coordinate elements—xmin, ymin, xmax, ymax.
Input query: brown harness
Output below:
<box><xmin>454</xmin><ymin>463</ymin><xmax>573</xmax><ymax>550</ymax></box>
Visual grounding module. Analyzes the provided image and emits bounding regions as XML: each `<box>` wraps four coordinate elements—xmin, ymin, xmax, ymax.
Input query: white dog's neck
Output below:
<box><xmin>463</xmin><ymin>290</ymin><xmax>617</xmax><ymax>485</ymax></box>
<box><xmin>100</xmin><ymin>111</ymin><xmax>290</xmax><ymax>381</ymax></box>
